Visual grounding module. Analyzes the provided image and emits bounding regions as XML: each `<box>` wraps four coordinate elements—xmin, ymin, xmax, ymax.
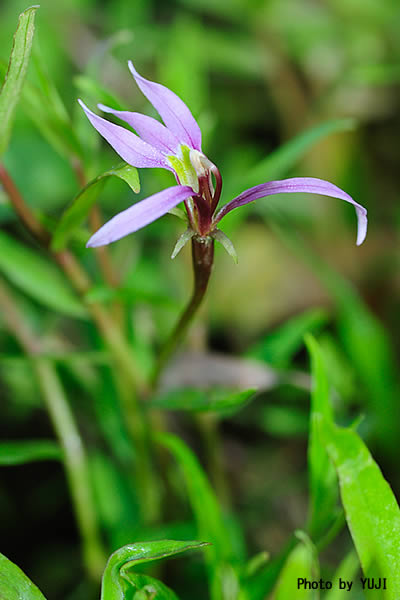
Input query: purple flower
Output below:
<box><xmin>79</xmin><ymin>62</ymin><xmax>367</xmax><ymax>250</ymax></box>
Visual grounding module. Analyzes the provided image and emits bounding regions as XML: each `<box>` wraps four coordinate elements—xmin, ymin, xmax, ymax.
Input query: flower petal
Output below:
<box><xmin>78</xmin><ymin>99</ymin><xmax>170</xmax><ymax>169</ymax></box>
<box><xmin>128</xmin><ymin>61</ymin><xmax>202</xmax><ymax>151</ymax></box>
<box><xmin>98</xmin><ymin>104</ymin><xmax>181</xmax><ymax>155</ymax></box>
<box><xmin>214</xmin><ymin>177</ymin><xmax>367</xmax><ymax>246</ymax></box>
<box><xmin>86</xmin><ymin>185</ymin><xmax>195</xmax><ymax>247</ymax></box>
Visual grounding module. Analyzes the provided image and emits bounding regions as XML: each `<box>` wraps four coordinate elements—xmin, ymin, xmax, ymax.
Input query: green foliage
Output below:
<box><xmin>0</xmin><ymin>231</ymin><xmax>87</xmax><ymax>318</ymax></box>
<box><xmin>0</xmin><ymin>6</ymin><xmax>38</xmax><ymax>156</ymax></box>
<box><xmin>0</xmin><ymin>440</ymin><xmax>61</xmax><ymax>465</ymax></box>
<box><xmin>1</xmin><ymin>1</ymin><xmax>400</xmax><ymax>598</ymax></box>
<box><xmin>101</xmin><ymin>540</ymin><xmax>209</xmax><ymax>600</ymax></box>
<box><xmin>272</xmin><ymin>533</ymin><xmax>318</xmax><ymax>600</ymax></box>
<box><xmin>305</xmin><ymin>335</ymin><xmax>339</xmax><ymax>541</ymax></box>
<box><xmin>321</xmin><ymin>419</ymin><xmax>400</xmax><ymax>597</ymax></box>
<box><xmin>0</xmin><ymin>553</ymin><xmax>47</xmax><ymax>600</ymax></box>
<box><xmin>306</xmin><ymin>336</ymin><xmax>400</xmax><ymax>597</ymax></box>
<box><xmin>243</xmin><ymin>119</ymin><xmax>356</xmax><ymax>190</ymax></box>
<box><xmin>247</xmin><ymin>308</ymin><xmax>328</xmax><ymax>368</ymax></box>
<box><xmin>151</xmin><ymin>387</ymin><xmax>256</xmax><ymax>415</ymax></box>
<box><xmin>325</xmin><ymin>552</ymin><xmax>360</xmax><ymax>600</ymax></box>
<box><xmin>275</xmin><ymin>224</ymin><xmax>400</xmax><ymax>454</ymax></box>
<box><xmin>51</xmin><ymin>163</ymin><xmax>140</xmax><ymax>250</ymax></box>
<box><xmin>156</xmin><ymin>433</ymin><xmax>239</xmax><ymax>600</ymax></box>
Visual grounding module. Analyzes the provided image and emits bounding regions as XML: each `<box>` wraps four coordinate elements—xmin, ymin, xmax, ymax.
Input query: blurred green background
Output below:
<box><xmin>1</xmin><ymin>0</ymin><xmax>400</xmax><ymax>598</ymax></box>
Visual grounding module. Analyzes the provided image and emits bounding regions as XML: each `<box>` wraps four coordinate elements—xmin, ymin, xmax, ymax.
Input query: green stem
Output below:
<box><xmin>0</xmin><ymin>279</ymin><xmax>105</xmax><ymax>581</ymax></box>
<box><xmin>152</xmin><ymin>236</ymin><xmax>214</xmax><ymax>387</ymax></box>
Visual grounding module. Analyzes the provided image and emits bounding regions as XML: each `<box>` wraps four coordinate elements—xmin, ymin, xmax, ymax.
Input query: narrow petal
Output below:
<box><xmin>214</xmin><ymin>177</ymin><xmax>367</xmax><ymax>246</ymax></box>
<box><xmin>78</xmin><ymin>99</ymin><xmax>170</xmax><ymax>169</ymax></box>
<box><xmin>128</xmin><ymin>61</ymin><xmax>202</xmax><ymax>151</ymax></box>
<box><xmin>86</xmin><ymin>185</ymin><xmax>195</xmax><ymax>247</ymax></box>
<box><xmin>98</xmin><ymin>104</ymin><xmax>181</xmax><ymax>154</ymax></box>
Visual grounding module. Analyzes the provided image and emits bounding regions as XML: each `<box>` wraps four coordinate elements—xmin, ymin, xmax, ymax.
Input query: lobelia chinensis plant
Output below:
<box><xmin>79</xmin><ymin>62</ymin><xmax>368</xmax><ymax>380</ymax></box>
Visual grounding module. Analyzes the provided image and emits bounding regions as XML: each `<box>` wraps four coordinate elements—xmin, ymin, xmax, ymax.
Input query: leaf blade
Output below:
<box><xmin>0</xmin><ymin>440</ymin><xmax>62</xmax><ymax>466</ymax></box>
<box><xmin>0</xmin><ymin>231</ymin><xmax>87</xmax><ymax>318</ymax></box>
<box><xmin>305</xmin><ymin>335</ymin><xmax>338</xmax><ymax>541</ymax></box>
<box><xmin>51</xmin><ymin>163</ymin><xmax>140</xmax><ymax>250</ymax></box>
<box><xmin>321</xmin><ymin>420</ymin><xmax>400</xmax><ymax>597</ymax></box>
<box><xmin>0</xmin><ymin>6</ymin><xmax>39</xmax><ymax>155</ymax></box>
<box><xmin>101</xmin><ymin>540</ymin><xmax>209</xmax><ymax>600</ymax></box>
<box><xmin>0</xmin><ymin>552</ymin><xmax>47</xmax><ymax>600</ymax></box>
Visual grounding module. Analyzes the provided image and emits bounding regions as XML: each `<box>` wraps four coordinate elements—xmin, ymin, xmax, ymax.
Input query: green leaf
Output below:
<box><xmin>27</xmin><ymin>48</ymin><xmax>83</xmax><ymax>160</ymax></box>
<box><xmin>305</xmin><ymin>335</ymin><xmax>338</xmax><ymax>541</ymax></box>
<box><xmin>235</xmin><ymin>119</ymin><xmax>355</xmax><ymax>196</ymax></box>
<box><xmin>156</xmin><ymin>434</ymin><xmax>227</xmax><ymax>560</ymax></box>
<box><xmin>170</xmin><ymin>229</ymin><xmax>195</xmax><ymax>260</ymax></box>
<box><xmin>272</xmin><ymin>534</ymin><xmax>318</xmax><ymax>600</ymax></box>
<box><xmin>101</xmin><ymin>540</ymin><xmax>209</xmax><ymax>600</ymax></box>
<box><xmin>325</xmin><ymin>551</ymin><xmax>360</xmax><ymax>600</ymax></box>
<box><xmin>51</xmin><ymin>163</ymin><xmax>140</xmax><ymax>250</ymax></box>
<box><xmin>0</xmin><ymin>57</ymin><xmax>82</xmax><ymax>161</ymax></box>
<box><xmin>151</xmin><ymin>387</ymin><xmax>257</xmax><ymax>415</ymax></box>
<box><xmin>246</xmin><ymin>308</ymin><xmax>328</xmax><ymax>368</ymax></box>
<box><xmin>0</xmin><ymin>5</ymin><xmax>39</xmax><ymax>155</ymax></box>
<box><xmin>0</xmin><ymin>552</ymin><xmax>47</xmax><ymax>600</ymax></box>
<box><xmin>211</xmin><ymin>229</ymin><xmax>238</xmax><ymax>263</ymax></box>
<box><xmin>124</xmin><ymin>573</ymin><xmax>179</xmax><ymax>600</ymax></box>
<box><xmin>156</xmin><ymin>433</ymin><xmax>238</xmax><ymax>600</ymax></box>
<box><xmin>0</xmin><ymin>440</ymin><xmax>62</xmax><ymax>465</ymax></box>
<box><xmin>74</xmin><ymin>75</ymin><xmax>127</xmax><ymax>112</ymax></box>
<box><xmin>272</xmin><ymin>223</ymin><xmax>400</xmax><ymax>454</ymax></box>
<box><xmin>321</xmin><ymin>419</ymin><xmax>400</xmax><ymax>597</ymax></box>
<box><xmin>0</xmin><ymin>231</ymin><xmax>87</xmax><ymax>318</ymax></box>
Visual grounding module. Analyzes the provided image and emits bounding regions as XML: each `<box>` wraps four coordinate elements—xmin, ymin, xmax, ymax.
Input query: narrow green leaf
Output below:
<box><xmin>0</xmin><ymin>440</ymin><xmax>61</xmax><ymax>465</ymax></box>
<box><xmin>0</xmin><ymin>5</ymin><xmax>39</xmax><ymax>155</ymax></box>
<box><xmin>156</xmin><ymin>434</ymin><xmax>227</xmax><ymax>561</ymax></box>
<box><xmin>272</xmin><ymin>222</ymin><xmax>400</xmax><ymax>454</ymax></box>
<box><xmin>151</xmin><ymin>387</ymin><xmax>256</xmax><ymax>415</ymax></box>
<box><xmin>243</xmin><ymin>552</ymin><xmax>270</xmax><ymax>579</ymax></box>
<box><xmin>243</xmin><ymin>118</ymin><xmax>356</xmax><ymax>188</ymax></box>
<box><xmin>51</xmin><ymin>163</ymin><xmax>140</xmax><ymax>250</ymax></box>
<box><xmin>171</xmin><ymin>228</ymin><xmax>195</xmax><ymax>260</ymax></box>
<box><xmin>246</xmin><ymin>308</ymin><xmax>328</xmax><ymax>368</ymax></box>
<box><xmin>321</xmin><ymin>418</ymin><xmax>400</xmax><ymax>597</ymax></box>
<box><xmin>272</xmin><ymin>535</ymin><xmax>318</xmax><ymax>600</ymax></box>
<box><xmin>325</xmin><ymin>551</ymin><xmax>360</xmax><ymax>600</ymax></box>
<box><xmin>211</xmin><ymin>229</ymin><xmax>238</xmax><ymax>263</ymax></box>
<box><xmin>0</xmin><ymin>552</ymin><xmax>47</xmax><ymax>600</ymax></box>
<box><xmin>27</xmin><ymin>48</ymin><xmax>83</xmax><ymax>159</ymax></box>
<box><xmin>101</xmin><ymin>540</ymin><xmax>209</xmax><ymax>600</ymax></box>
<box><xmin>0</xmin><ymin>231</ymin><xmax>87</xmax><ymax>318</ymax></box>
<box><xmin>74</xmin><ymin>75</ymin><xmax>126</xmax><ymax>112</ymax></box>
<box><xmin>0</xmin><ymin>58</ymin><xmax>82</xmax><ymax>160</ymax></box>
<box><xmin>305</xmin><ymin>335</ymin><xmax>338</xmax><ymax>540</ymax></box>
<box><xmin>156</xmin><ymin>433</ymin><xmax>238</xmax><ymax>600</ymax></box>
<box><xmin>119</xmin><ymin>573</ymin><xmax>179</xmax><ymax>600</ymax></box>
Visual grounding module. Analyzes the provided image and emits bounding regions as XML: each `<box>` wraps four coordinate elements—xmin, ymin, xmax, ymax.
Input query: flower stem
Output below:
<box><xmin>0</xmin><ymin>278</ymin><xmax>106</xmax><ymax>581</ymax></box>
<box><xmin>152</xmin><ymin>236</ymin><xmax>214</xmax><ymax>387</ymax></box>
